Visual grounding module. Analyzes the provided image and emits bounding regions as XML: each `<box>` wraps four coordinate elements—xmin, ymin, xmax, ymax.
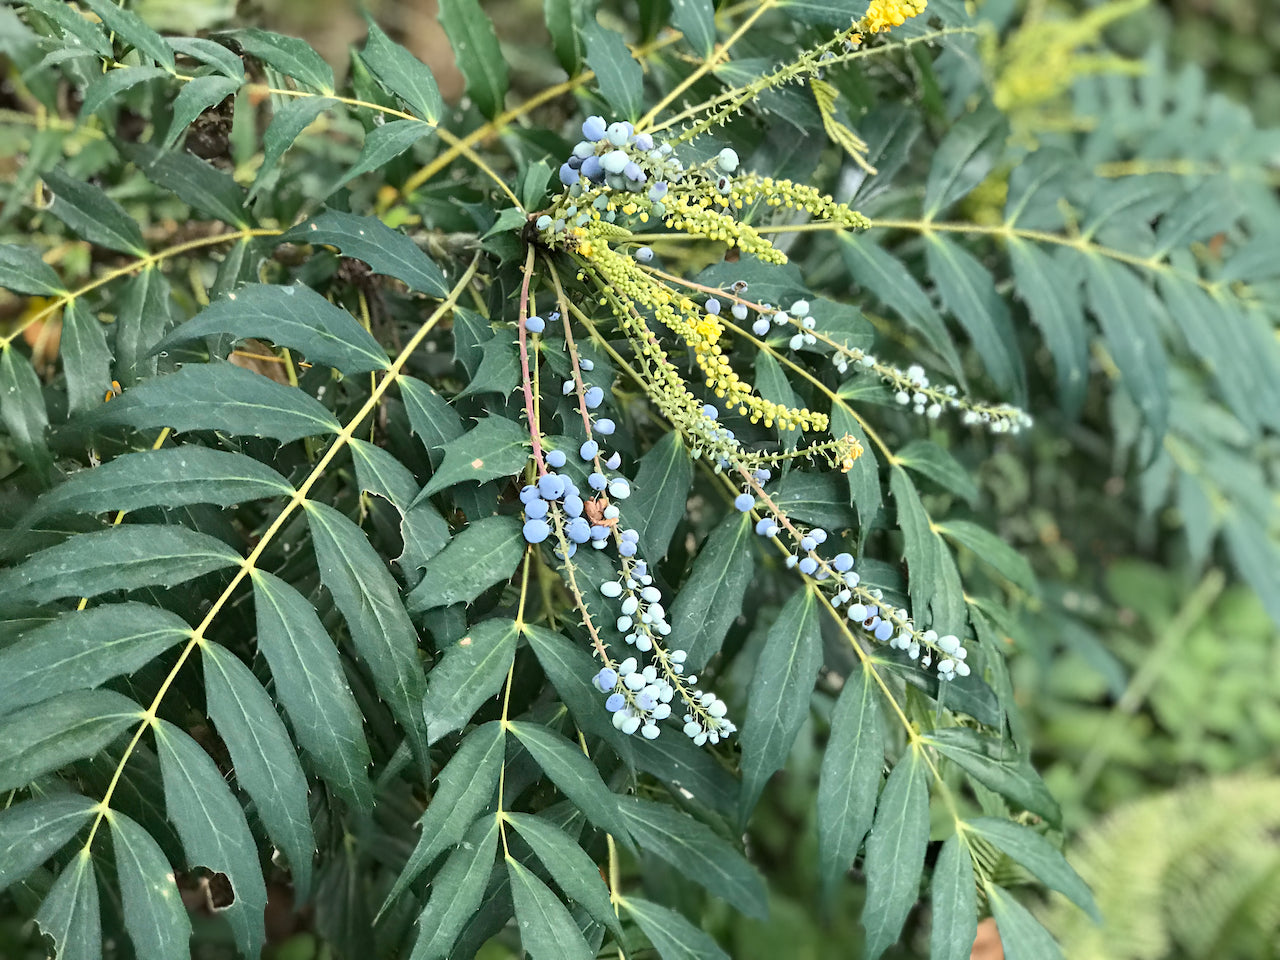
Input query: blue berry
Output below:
<box><xmin>798</xmin><ymin>556</ymin><xmax>818</xmax><ymax>575</ymax></box>
<box><xmin>752</xmin><ymin>317</ymin><xmax>770</xmax><ymax>336</ymax></box>
<box><xmin>753</xmin><ymin>468</ymin><xmax>772</xmax><ymax>483</ymax></box>
<box><xmin>546</xmin><ymin>448</ymin><xmax>567</xmax><ymax>468</ymax></box>
<box><xmin>582</xmin><ymin>115</ymin><xmax>607</xmax><ymax>141</ymax></box>
<box><xmin>632</xmin><ymin>132</ymin><xmax>653</xmax><ymax>151</ymax></box>
<box><xmin>537</xmin><ymin>473</ymin><xmax>565</xmax><ymax>500</ymax></box>
<box><xmin>558</xmin><ymin>163</ymin><xmax>577</xmax><ymax>186</ymax></box>
<box><xmin>705</xmin><ymin>297</ymin><xmax>721</xmax><ymax>316</ymax></box>
<box><xmin>618</xmin><ymin>539</ymin><xmax>637</xmax><ymax>557</ymax></box>
<box><xmin>606</xmin><ymin>452</ymin><xmax>621</xmax><ymax>470</ymax></box>
<box><xmin>584</xmin><ymin>386</ymin><xmax>604</xmax><ymax>409</ymax></box>
<box><xmin>523</xmin><ymin>518</ymin><xmax>551</xmax><ymax>543</ymax></box>
<box><xmin>624</xmin><ymin>161</ymin><xmax>645</xmax><ymax>182</ymax></box>
<box><xmin>647</xmin><ymin>181</ymin><xmax>668</xmax><ymax>201</ymax></box>
<box><xmin>605</xmin><ymin>692</ymin><xmax>626</xmax><ymax>712</ymax></box>
<box><xmin>594</xmin><ymin>418</ymin><xmax>616</xmax><ymax>435</ymax></box>
<box><xmin>573</xmin><ymin>140</ymin><xmax>595</xmax><ymax>159</ymax></box>
<box><xmin>601</xmin><ymin>150</ymin><xmax>629</xmax><ymax>174</ymax></box>
<box><xmin>600</xmin><ymin>580</ymin><xmax>623</xmax><ymax>598</ymax></box>
<box><xmin>755</xmin><ymin>518</ymin><xmax>773</xmax><ymax>535</ymax></box>
<box><xmin>524</xmin><ymin>315</ymin><xmax>546</xmax><ymax>334</ymax></box>
<box><xmin>566</xmin><ymin>517</ymin><xmax>591</xmax><ymax>543</ymax></box>
<box><xmin>588</xmin><ymin>472</ymin><xmax>608</xmax><ymax>491</ymax></box>
<box><xmin>580</xmin><ymin>439</ymin><xmax>599</xmax><ymax>460</ymax></box>
<box><xmin>594</xmin><ymin>667</ymin><xmax>618</xmax><ymax>691</ymax></box>
<box><xmin>606</xmin><ymin>121</ymin><xmax>630</xmax><ymax>146</ymax></box>
<box><xmin>580</xmin><ymin>358</ymin><xmax>594</xmax><ymax>371</ymax></box>
<box><xmin>874</xmin><ymin>620</ymin><xmax>893</xmax><ymax>641</ymax></box>
<box><xmin>535</xmin><ymin>214</ymin><xmax>552</xmax><ymax>230</ymax></box>
<box><xmin>524</xmin><ymin>499</ymin><xmax>548</xmax><ymax>520</ymax></box>
<box><xmin>702</xmin><ymin>404</ymin><xmax>719</xmax><ymax>419</ymax></box>
<box><xmin>732</xmin><ymin>302</ymin><xmax>749</xmax><ymax>321</ymax></box>
<box><xmin>581</xmin><ymin>155</ymin><xmax>603</xmax><ymax>181</ymax></box>
<box><xmin>563</xmin><ymin>493</ymin><xmax>584</xmax><ymax>518</ymax></box>
<box><xmin>607</xmin><ymin>478</ymin><xmax>631</xmax><ymax>499</ymax></box>
<box><xmin>801</xmin><ymin>536</ymin><xmax>817</xmax><ymax>552</ymax></box>
<box><xmin>833</xmin><ymin>552</ymin><xmax>854</xmax><ymax>572</ymax></box>
<box><xmin>519</xmin><ymin>485</ymin><xmax>539</xmax><ymax>505</ymax></box>
<box><xmin>811</xmin><ymin>528</ymin><xmax>828</xmax><ymax>544</ymax></box>
<box><xmin>590</xmin><ymin>525</ymin><xmax>611</xmax><ymax>541</ymax></box>
<box><xmin>634</xmin><ymin>246</ymin><xmax>654</xmax><ymax>263</ymax></box>
<box><xmin>734</xmin><ymin>493</ymin><xmax>754</xmax><ymax>512</ymax></box>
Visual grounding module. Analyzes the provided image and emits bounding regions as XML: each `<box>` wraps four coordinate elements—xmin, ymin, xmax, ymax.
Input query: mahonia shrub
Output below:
<box><xmin>0</xmin><ymin>0</ymin><xmax>1277</xmax><ymax>957</ymax></box>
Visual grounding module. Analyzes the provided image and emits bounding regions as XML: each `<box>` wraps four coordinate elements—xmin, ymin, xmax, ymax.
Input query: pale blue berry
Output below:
<box><xmin>588</xmin><ymin>472</ymin><xmax>608</xmax><ymax>491</ymax></box>
<box><xmin>601</xmin><ymin>150</ymin><xmax>629</xmax><ymax>174</ymax></box>
<box><xmin>566</xmin><ymin>517</ymin><xmax>591</xmax><ymax>543</ymax></box>
<box><xmin>600</xmin><ymin>580</ymin><xmax>623</xmax><ymax>598</ymax></box>
<box><xmin>580</xmin><ymin>439</ymin><xmax>599</xmax><ymax>460</ymax></box>
<box><xmin>734</xmin><ymin>493</ymin><xmax>754</xmax><ymax>512</ymax></box>
<box><xmin>874</xmin><ymin>620</ymin><xmax>893</xmax><ymax>641</ymax></box>
<box><xmin>546</xmin><ymin>448</ymin><xmax>567</xmax><ymax>468</ymax></box>
<box><xmin>605</xmin><ymin>692</ymin><xmax>626</xmax><ymax>712</ymax></box>
<box><xmin>519</xmin><ymin>485</ymin><xmax>539</xmax><ymax>505</ymax></box>
<box><xmin>634</xmin><ymin>246</ymin><xmax>654</xmax><ymax>263</ymax></box>
<box><xmin>732</xmin><ymin>302</ymin><xmax>749</xmax><ymax>321</ymax></box>
<box><xmin>607</xmin><ymin>478</ymin><xmax>631</xmax><ymax>499</ymax></box>
<box><xmin>524</xmin><ymin>499</ymin><xmax>548</xmax><ymax>520</ymax></box>
<box><xmin>595</xmin><ymin>418</ymin><xmax>616</xmax><ymax>435</ymax></box>
<box><xmin>523</xmin><ymin>518</ymin><xmax>551</xmax><ymax>543</ymax></box>
<box><xmin>535</xmin><ymin>214</ymin><xmax>552</xmax><ymax>230</ymax></box>
<box><xmin>558</xmin><ymin>163</ymin><xmax>578</xmax><ymax>186</ymax></box>
<box><xmin>799</xmin><ymin>556</ymin><xmax>818</xmax><ymax>575</ymax></box>
<box><xmin>594</xmin><ymin>667</ymin><xmax>618</xmax><ymax>691</ymax></box>
<box><xmin>705</xmin><ymin>297</ymin><xmax>721</xmax><ymax>316</ymax></box>
<box><xmin>537</xmin><ymin>473</ymin><xmax>565</xmax><ymax>500</ymax></box>
<box><xmin>752</xmin><ymin>317</ymin><xmax>770</xmax><ymax>336</ymax></box>
<box><xmin>582</xmin><ymin>115</ymin><xmax>607</xmax><ymax>141</ymax></box>
<box><xmin>606</xmin><ymin>121</ymin><xmax>630</xmax><ymax>146</ymax></box>
<box><xmin>716</xmin><ymin>147</ymin><xmax>739</xmax><ymax>172</ymax></box>
<box><xmin>833</xmin><ymin>552</ymin><xmax>854</xmax><ymax>572</ymax></box>
<box><xmin>584</xmin><ymin>386</ymin><xmax>604</xmax><ymax>408</ymax></box>
<box><xmin>563</xmin><ymin>493</ymin><xmax>584</xmax><ymax>518</ymax></box>
<box><xmin>524</xmin><ymin>315</ymin><xmax>546</xmax><ymax>334</ymax></box>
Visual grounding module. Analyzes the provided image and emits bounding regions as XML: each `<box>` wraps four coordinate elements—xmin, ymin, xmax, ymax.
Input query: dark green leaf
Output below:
<box><xmin>508</xmin><ymin>721</ymin><xmax>632</xmax><ymax>843</ymax></box>
<box><xmin>251</xmin><ymin>96</ymin><xmax>335</xmax><ymax>197</ymax></box>
<box><xmin>304</xmin><ymin>500</ymin><xmax>429</xmax><ymax>765</ymax></box>
<box><xmin>628</xmin><ymin>431</ymin><xmax>692</xmax><ymax>560</ymax></box>
<box><xmin>281</xmin><ymin>209</ymin><xmax>451</xmax><ymax>298</ymax></box>
<box><xmin>582</xmin><ymin>19</ymin><xmax>643</xmax><ymax>119</ymax></box>
<box><xmin>127</xmin><ymin>145</ymin><xmax>249</xmax><ymax>227</ymax></box>
<box><xmin>817</xmin><ymin>663</ymin><xmax>883</xmax><ymax>902</ymax></box>
<box><xmin>544</xmin><ymin>0</ymin><xmax>587</xmax><ymax>75</ymax></box>
<box><xmin>334</xmin><ymin>119</ymin><xmax>434</xmax><ymax>191</ymax></box>
<box><xmin>380</xmin><ymin>722</ymin><xmax>503</xmax><ymax>918</ymax></box>
<box><xmin>29</xmin><ymin>447</ymin><xmax>292</xmax><ymax>521</ymax></box>
<box><xmin>739</xmin><ymin>587</ymin><xmax>822</xmax><ymax>819</ymax></box>
<box><xmin>61</xmin><ymin>299</ymin><xmax>112</xmax><ymax>416</ymax></box>
<box><xmin>769</xmin><ymin>472</ymin><xmax>858</xmax><ymax>533</ymax></box>
<box><xmin>0</xmin><ymin>603</ymin><xmax>190</xmax><ymax>716</ymax></box>
<box><xmin>155</xmin><ymin>284</ymin><xmax>389</xmax><ymax>375</ymax></box>
<box><xmin>453</xmin><ymin>330</ymin><xmax>517</xmax><ymax>398</ymax></box>
<box><xmin>923</xmin><ymin>103</ymin><xmax>1007</xmax><ymax>218</ymax></box>
<box><xmin>985</xmin><ymin>883</ymin><xmax>1064</xmax><ymax>960</ymax></box>
<box><xmin>0</xmin><ymin>795</ymin><xmax>96</xmax><ymax>894</ymax></box>
<box><xmin>113</xmin><ymin>267</ymin><xmax>172</xmax><ymax>384</ymax></box>
<box><xmin>93</xmin><ymin>361</ymin><xmax>341</xmax><ymax>443</ymax></box>
<box><xmin>891</xmin><ymin>466</ymin><xmax>964</xmax><ymax>635</ymax></box>
<box><xmin>505</xmin><ymin>812</ymin><xmax>620</xmax><ymax>937</ymax></box>
<box><xmin>670</xmin><ymin>512</ymin><xmax>754</xmax><ymax>670</ymax></box>
<box><xmin>34</xmin><ymin>849</ymin><xmax>100</xmax><ymax>960</ymax></box>
<box><xmin>110</xmin><ymin>811</ymin><xmax>193</xmax><ymax>960</ymax></box>
<box><xmin>154</xmin><ymin>719</ymin><xmax>267</xmax><ymax>960</ymax></box>
<box><xmin>938</xmin><ymin>519</ymin><xmax>1038</xmax><ymax>596</ymax></box>
<box><xmin>223</xmin><ymin>28</ymin><xmax>334</xmax><ymax>92</ymax></box>
<box><xmin>1008</xmin><ymin>240</ymin><xmax>1087</xmax><ymax>414</ymax></box>
<box><xmin>0</xmin><ymin>243</ymin><xmax>65</xmax><ymax>295</ymax></box>
<box><xmin>202</xmin><ymin>642</ymin><xmax>315</xmax><ymax>899</ymax></box>
<box><xmin>620</xmin><ymin>797</ymin><xmax>767</xmax><ymax>919</ymax></box>
<box><xmin>251</xmin><ymin>570</ymin><xmax>373</xmax><ymax>813</ymax></box>
<box><xmin>80</xmin><ymin>0</ymin><xmax>174</xmax><ymax>69</ymax></box>
<box><xmin>1084</xmin><ymin>256</ymin><xmax>1168</xmax><ymax>440</ymax></box>
<box><xmin>926</xmin><ymin>235</ymin><xmax>1021</xmax><ymax>397</ymax></box>
<box><xmin>861</xmin><ymin>745</ymin><xmax>929</xmax><ymax>960</ymax></box>
<box><xmin>522</xmin><ymin>622</ymin><xmax>637</xmax><ymax>750</ymax></box>
<box><xmin>400</xmin><ymin>375</ymin><xmax>465</xmax><ymax>453</ymax></box>
<box><xmin>927</xmin><ymin>728</ymin><xmax>1060</xmax><ymax>825</ymax></box>
<box><xmin>79</xmin><ymin>66</ymin><xmax>169</xmax><ymax>120</ymax></box>
<box><xmin>22</xmin><ymin>0</ymin><xmax>111</xmax><ymax>55</ymax></box>
<box><xmin>0</xmin><ymin>525</ymin><xmax>240</xmax><ymax>605</ymax></box>
<box><xmin>422</xmin><ymin>617</ymin><xmax>518</xmax><ymax>743</ymax></box>
<box><xmin>624</xmin><ymin>896</ymin><xmax>730</xmax><ymax>960</ymax></box>
<box><xmin>670</xmin><ymin>0</ymin><xmax>715</xmax><ymax>56</ymax></box>
<box><xmin>968</xmin><ymin>818</ymin><xmax>1098</xmax><ymax>921</ymax></box>
<box><xmin>895</xmin><ymin>439</ymin><xmax>978</xmax><ymax>504</ymax></box>
<box><xmin>408</xmin><ymin>516</ymin><xmax>523</xmax><ymax>610</ymax></box>
<box><xmin>1004</xmin><ymin>149</ymin><xmax>1079</xmax><ymax>231</ymax></box>
<box><xmin>166</xmin><ymin>37</ymin><xmax>245</xmax><ymax>81</ymax></box>
<box><xmin>505</xmin><ymin>858</ymin><xmax>595</xmax><ymax>960</ymax></box>
<box><xmin>929</xmin><ymin>833</ymin><xmax>977</xmax><ymax>960</ymax></box>
<box><xmin>838</xmin><ymin>235</ymin><xmax>961</xmax><ymax>373</ymax></box>
<box><xmin>438</xmin><ymin>0</ymin><xmax>510</xmax><ymax>119</ymax></box>
<box><xmin>829</xmin><ymin>404</ymin><xmax>881</xmax><ymax>536</ymax></box>
<box><xmin>409</xmin><ymin>816</ymin><xmax>499</xmax><ymax>960</ymax></box>
<box><xmin>418</xmin><ymin>416</ymin><xmax>529</xmax><ymax>498</ymax></box>
<box><xmin>42</xmin><ymin>169</ymin><xmax>146</xmax><ymax>256</ymax></box>
<box><xmin>161</xmin><ymin>72</ymin><xmax>240</xmax><ymax>150</ymax></box>
<box><xmin>362</xmin><ymin>17</ymin><xmax>443</xmax><ymax>122</ymax></box>
<box><xmin>0</xmin><ymin>689</ymin><xmax>140</xmax><ymax>792</ymax></box>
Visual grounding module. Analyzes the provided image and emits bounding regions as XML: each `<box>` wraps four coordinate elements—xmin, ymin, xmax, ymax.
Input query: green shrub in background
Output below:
<box><xmin>0</xmin><ymin>0</ymin><xmax>1277</xmax><ymax>958</ymax></box>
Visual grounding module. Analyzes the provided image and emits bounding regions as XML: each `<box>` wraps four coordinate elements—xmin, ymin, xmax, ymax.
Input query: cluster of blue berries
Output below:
<box><xmin>590</xmin><ymin>560</ymin><xmax>737</xmax><ymax>745</ymax></box>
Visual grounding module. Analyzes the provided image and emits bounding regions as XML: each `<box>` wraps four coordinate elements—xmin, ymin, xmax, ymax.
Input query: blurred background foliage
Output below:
<box><xmin>1</xmin><ymin>0</ymin><xmax>1276</xmax><ymax>958</ymax></box>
